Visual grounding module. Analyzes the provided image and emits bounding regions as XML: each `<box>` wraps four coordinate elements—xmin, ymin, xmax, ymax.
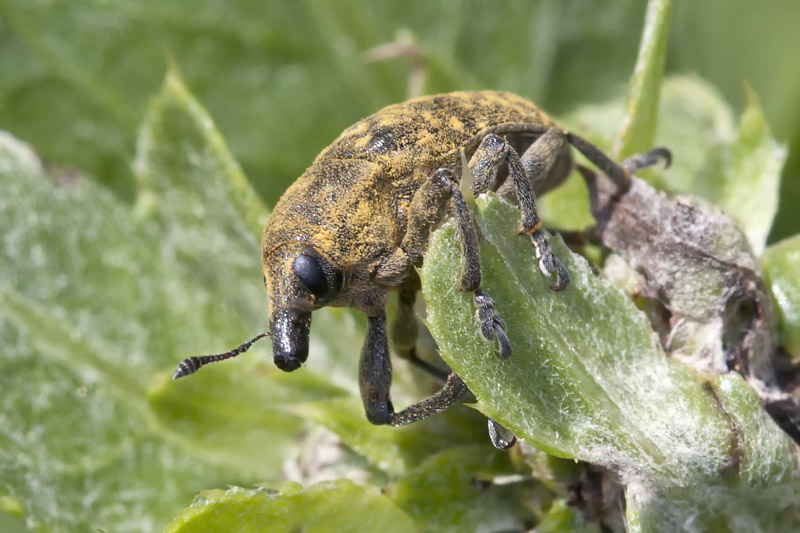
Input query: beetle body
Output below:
<box><xmin>260</xmin><ymin>89</ymin><xmax>630</xmax><ymax>430</ymax></box>
<box><xmin>178</xmin><ymin>90</ymin><xmax>664</xmax><ymax>443</ymax></box>
<box><xmin>262</xmin><ymin>91</ymin><xmax>575</xmax><ymax>369</ymax></box>
<box><xmin>264</xmin><ymin>92</ymin><xmax>567</xmax><ymax>285</ymax></box>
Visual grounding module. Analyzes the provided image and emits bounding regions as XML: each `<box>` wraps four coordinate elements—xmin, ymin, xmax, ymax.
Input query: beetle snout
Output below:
<box><xmin>270</xmin><ymin>309</ymin><xmax>311</xmax><ymax>372</ymax></box>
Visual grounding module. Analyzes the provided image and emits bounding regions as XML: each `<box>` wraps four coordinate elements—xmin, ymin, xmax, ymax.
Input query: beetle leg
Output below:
<box><xmin>372</xmin><ymin>169</ymin><xmax>453</xmax><ymax>287</ymax></box>
<box><xmin>391</xmin><ymin>291</ymin><xmax>514</xmax><ymax>445</ymax></box>
<box><xmin>566</xmin><ymin>131</ymin><xmax>631</xmax><ymax>190</ymax></box>
<box><xmin>621</xmin><ymin>147</ymin><xmax>672</xmax><ymax>174</ymax></box>
<box><xmin>519</xmin><ymin>127</ymin><xmax>570</xmax><ymax>197</ymax></box>
<box><xmin>567</xmin><ymin>133</ymin><xmax>671</xmax><ymax>191</ymax></box>
<box><xmin>383</xmin><ymin>290</ymin><xmax>515</xmax><ymax>445</ymax></box>
<box><xmin>389</xmin><ymin>372</ymin><xmax>471</xmax><ymax>426</ymax></box>
<box><xmin>473</xmin><ymin>288</ymin><xmax>512</xmax><ymax>359</ymax></box>
<box><xmin>406</xmin><ymin>351</ymin><xmax>451</xmax><ymax>383</ymax></box>
<box><xmin>551</xmin><ymin>226</ymin><xmax>603</xmax><ymax>247</ymax></box>
<box><xmin>391</xmin><ymin>288</ymin><xmax>451</xmax><ymax>382</ymax></box>
<box><xmin>448</xmin><ymin>180</ymin><xmax>514</xmax><ymax>358</ymax></box>
<box><xmin>391</xmin><ymin>288</ymin><xmax>419</xmax><ymax>359</ymax></box>
<box><xmin>488</xmin><ymin>419</ymin><xmax>517</xmax><ymax>450</ymax></box>
<box><xmin>360</xmin><ymin>312</ymin><xmax>471</xmax><ymax>426</ymax></box>
<box><xmin>517</xmin><ymin>130</ymin><xmax>575</xmax><ymax>290</ymax></box>
<box><xmin>470</xmin><ymin>134</ymin><xmax>539</xmax><ymax>233</ymax></box>
<box><xmin>365</xmin><ymin>173</ymin><xmax>517</xmax><ymax>427</ymax></box>
<box><xmin>449</xmin><ymin>177</ymin><xmax>482</xmax><ymax>292</ymax></box>
<box><xmin>360</xmin><ymin>314</ymin><xmax>395</xmax><ymax>425</ymax></box>
<box><xmin>375</xmin><ymin>166</ymin><xmax>510</xmax><ymax>356</ymax></box>
<box><xmin>470</xmin><ymin>133</ymin><xmax>569</xmax><ymax>291</ymax></box>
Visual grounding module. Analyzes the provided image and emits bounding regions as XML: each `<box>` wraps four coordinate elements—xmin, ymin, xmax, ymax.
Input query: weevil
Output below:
<box><xmin>173</xmin><ymin>91</ymin><xmax>668</xmax><ymax>443</ymax></box>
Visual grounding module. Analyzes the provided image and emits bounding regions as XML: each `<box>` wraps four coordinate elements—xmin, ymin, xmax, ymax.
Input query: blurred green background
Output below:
<box><xmin>0</xmin><ymin>0</ymin><xmax>798</xmax><ymax>239</ymax></box>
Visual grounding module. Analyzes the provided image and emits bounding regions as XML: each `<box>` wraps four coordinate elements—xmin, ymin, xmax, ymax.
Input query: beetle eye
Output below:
<box><xmin>292</xmin><ymin>254</ymin><xmax>329</xmax><ymax>298</ymax></box>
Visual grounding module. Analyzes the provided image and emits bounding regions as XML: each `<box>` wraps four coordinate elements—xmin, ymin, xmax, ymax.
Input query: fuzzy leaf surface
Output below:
<box><xmin>0</xmin><ymin>71</ymin><xmax>365</xmax><ymax>531</ymax></box>
<box><xmin>613</xmin><ymin>0</ymin><xmax>672</xmax><ymax>159</ymax></box>
<box><xmin>420</xmin><ymin>194</ymin><xmax>800</xmax><ymax>531</ymax></box>
<box><xmin>164</xmin><ymin>480</ymin><xmax>418</xmax><ymax>533</ymax></box>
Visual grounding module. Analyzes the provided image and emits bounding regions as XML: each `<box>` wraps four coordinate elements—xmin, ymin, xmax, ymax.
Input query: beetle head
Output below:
<box><xmin>263</xmin><ymin>243</ymin><xmax>344</xmax><ymax>372</ymax></box>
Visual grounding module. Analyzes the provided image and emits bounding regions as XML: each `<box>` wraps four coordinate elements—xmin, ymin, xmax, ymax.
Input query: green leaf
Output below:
<box><xmin>0</xmin><ymin>496</ymin><xmax>24</xmax><ymax>520</ymax></box>
<box><xmin>423</xmin><ymin>198</ymin><xmax>728</xmax><ymax>466</ymax></box>
<box><xmin>0</xmin><ymin>70</ymin><xmax>366</xmax><ymax>530</ymax></box>
<box><xmin>762</xmin><ymin>234</ymin><xmax>800</xmax><ymax>358</ymax></box>
<box><xmin>627</xmin><ymin>374</ymin><xmax>800</xmax><ymax>532</ymax></box>
<box><xmin>164</xmin><ymin>480</ymin><xmax>419</xmax><ymax>533</ymax></box>
<box><xmin>284</xmin><ymin>397</ymin><xmax>488</xmax><ymax>477</ymax></box>
<box><xmin>0</xmin><ymin>131</ymin><xmax>235</xmax><ymax>532</ymax></box>
<box><xmin>147</xmin><ymin>363</ymin><xmax>349</xmax><ymax>474</ymax></box>
<box><xmin>134</xmin><ymin>65</ymin><xmax>268</xmax><ymax>241</ymax></box>
<box><xmin>535</xmin><ymin>500</ymin><xmax>601</xmax><ymax>533</ymax></box>
<box><xmin>613</xmin><ymin>0</ymin><xmax>672</xmax><ymax>160</ymax></box>
<box><xmin>0</xmin><ymin>508</ymin><xmax>27</xmax><ymax>533</ymax></box>
<box><xmin>716</xmin><ymin>87</ymin><xmax>787</xmax><ymax>255</ymax></box>
<box><xmin>651</xmin><ymin>76</ymin><xmax>735</xmax><ymax>193</ymax></box>
<box><xmin>420</xmin><ymin>194</ymin><xmax>800</xmax><ymax>530</ymax></box>
<box><xmin>385</xmin><ymin>446</ymin><xmax>525</xmax><ymax>532</ymax></box>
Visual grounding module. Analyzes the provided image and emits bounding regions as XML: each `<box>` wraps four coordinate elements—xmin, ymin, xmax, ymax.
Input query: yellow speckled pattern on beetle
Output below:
<box><xmin>176</xmin><ymin>89</ymin><xmax>665</xmax><ymax>446</ymax></box>
<box><xmin>264</xmin><ymin>91</ymin><xmax>556</xmax><ymax>271</ymax></box>
<box><xmin>256</xmin><ymin>89</ymin><xmax>646</xmax><ymax>435</ymax></box>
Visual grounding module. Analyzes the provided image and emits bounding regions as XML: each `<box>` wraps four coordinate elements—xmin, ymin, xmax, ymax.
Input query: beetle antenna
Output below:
<box><xmin>173</xmin><ymin>332</ymin><xmax>270</xmax><ymax>380</ymax></box>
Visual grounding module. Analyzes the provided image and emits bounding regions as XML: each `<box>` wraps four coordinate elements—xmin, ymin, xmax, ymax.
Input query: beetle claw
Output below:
<box><xmin>549</xmin><ymin>255</ymin><xmax>570</xmax><ymax>292</ymax></box>
<box><xmin>538</xmin><ymin>251</ymin><xmax>555</xmax><ymax>277</ymax></box>
<box><xmin>494</xmin><ymin>326</ymin><xmax>512</xmax><ymax>359</ymax></box>
<box><xmin>488</xmin><ymin>419</ymin><xmax>517</xmax><ymax>449</ymax></box>
<box><xmin>530</xmin><ymin>230</ymin><xmax>570</xmax><ymax>291</ymax></box>
<box><xmin>474</xmin><ymin>289</ymin><xmax>512</xmax><ymax>358</ymax></box>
